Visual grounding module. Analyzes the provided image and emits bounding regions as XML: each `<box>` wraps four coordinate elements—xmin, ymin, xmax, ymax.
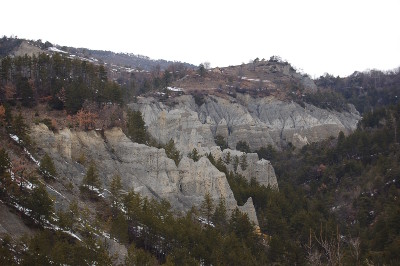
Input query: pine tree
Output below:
<box><xmin>233</xmin><ymin>155</ymin><xmax>239</xmax><ymax>172</ymax></box>
<box><xmin>127</xmin><ymin>110</ymin><xmax>148</xmax><ymax>144</ymax></box>
<box><xmin>213</xmin><ymin>197</ymin><xmax>228</xmax><ymax>230</ymax></box>
<box><xmin>240</xmin><ymin>154</ymin><xmax>248</xmax><ymax>170</ymax></box>
<box><xmin>236</xmin><ymin>140</ymin><xmax>250</xmax><ymax>153</ymax></box>
<box><xmin>188</xmin><ymin>148</ymin><xmax>200</xmax><ymax>162</ymax></box>
<box><xmin>164</xmin><ymin>139</ymin><xmax>181</xmax><ymax>166</ymax></box>
<box><xmin>200</xmin><ymin>192</ymin><xmax>214</xmax><ymax>225</ymax></box>
<box><xmin>28</xmin><ymin>183</ymin><xmax>54</xmax><ymax>225</ymax></box>
<box><xmin>81</xmin><ymin>162</ymin><xmax>101</xmax><ymax>191</ymax></box>
<box><xmin>16</xmin><ymin>76</ymin><xmax>34</xmax><ymax>107</ymax></box>
<box><xmin>215</xmin><ymin>135</ymin><xmax>228</xmax><ymax>150</ymax></box>
<box><xmin>110</xmin><ymin>211</ymin><xmax>129</xmax><ymax>244</ymax></box>
<box><xmin>39</xmin><ymin>153</ymin><xmax>57</xmax><ymax>180</ymax></box>
<box><xmin>229</xmin><ymin>208</ymin><xmax>254</xmax><ymax>240</ymax></box>
<box><xmin>198</xmin><ymin>63</ymin><xmax>206</xmax><ymax>77</ymax></box>
<box><xmin>110</xmin><ymin>174</ymin><xmax>122</xmax><ymax>198</ymax></box>
<box><xmin>125</xmin><ymin>244</ymin><xmax>158</xmax><ymax>266</ymax></box>
<box><xmin>110</xmin><ymin>174</ymin><xmax>122</xmax><ymax>209</ymax></box>
<box><xmin>12</xmin><ymin>112</ymin><xmax>30</xmax><ymax>144</ymax></box>
<box><xmin>224</xmin><ymin>151</ymin><xmax>231</xmax><ymax>164</ymax></box>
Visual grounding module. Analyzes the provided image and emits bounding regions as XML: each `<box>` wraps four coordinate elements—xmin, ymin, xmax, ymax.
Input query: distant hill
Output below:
<box><xmin>0</xmin><ymin>36</ymin><xmax>195</xmax><ymax>71</ymax></box>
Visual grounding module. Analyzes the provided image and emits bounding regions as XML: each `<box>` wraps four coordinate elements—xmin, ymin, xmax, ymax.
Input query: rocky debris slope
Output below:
<box><xmin>29</xmin><ymin>124</ymin><xmax>264</xmax><ymax>224</ymax></box>
<box><xmin>130</xmin><ymin>94</ymin><xmax>360</xmax><ymax>152</ymax></box>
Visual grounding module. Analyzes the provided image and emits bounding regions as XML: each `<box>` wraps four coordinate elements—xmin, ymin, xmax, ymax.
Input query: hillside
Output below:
<box><xmin>171</xmin><ymin>57</ymin><xmax>316</xmax><ymax>99</ymax></box>
<box><xmin>0</xmin><ymin>36</ymin><xmax>195</xmax><ymax>71</ymax></box>
<box><xmin>0</xmin><ymin>37</ymin><xmax>400</xmax><ymax>265</ymax></box>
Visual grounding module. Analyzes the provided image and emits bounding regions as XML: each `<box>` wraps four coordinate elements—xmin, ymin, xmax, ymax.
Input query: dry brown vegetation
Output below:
<box><xmin>170</xmin><ymin>60</ymin><xmax>309</xmax><ymax>102</ymax></box>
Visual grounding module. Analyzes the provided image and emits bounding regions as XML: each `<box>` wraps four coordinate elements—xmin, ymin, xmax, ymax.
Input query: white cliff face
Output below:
<box><xmin>30</xmin><ymin>93</ymin><xmax>359</xmax><ymax>227</ymax></box>
<box><xmin>130</xmin><ymin>94</ymin><xmax>361</xmax><ymax>153</ymax></box>
<box><xmin>177</xmin><ymin>157</ymin><xmax>237</xmax><ymax>212</ymax></box>
<box><xmin>29</xmin><ymin>124</ymin><xmax>258</xmax><ymax>223</ymax></box>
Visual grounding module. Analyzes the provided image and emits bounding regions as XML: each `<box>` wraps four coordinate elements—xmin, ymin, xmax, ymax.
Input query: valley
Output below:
<box><xmin>0</xmin><ymin>36</ymin><xmax>399</xmax><ymax>265</ymax></box>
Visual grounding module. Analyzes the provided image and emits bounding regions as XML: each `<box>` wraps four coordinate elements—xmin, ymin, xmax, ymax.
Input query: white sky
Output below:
<box><xmin>1</xmin><ymin>0</ymin><xmax>399</xmax><ymax>77</ymax></box>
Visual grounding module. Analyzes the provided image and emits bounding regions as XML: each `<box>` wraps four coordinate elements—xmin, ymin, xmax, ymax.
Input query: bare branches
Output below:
<box><xmin>306</xmin><ymin>224</ymin><xmax>344</xmax><ymax>266</ymax></box>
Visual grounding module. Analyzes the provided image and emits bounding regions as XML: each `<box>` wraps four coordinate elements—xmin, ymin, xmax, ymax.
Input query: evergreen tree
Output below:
<box><xmin>229</xmin><ymin>208</ymin><xmax>254</xmax><ymax>240</ymax></box>
<box><xmin>256</xmin><ymin>144</ymin><xmax>277</xmax><ymax>161</ymax></box>
<box><xmin>236</xmin><ymin>140</ymin><xmax>250</xmax><ymax>153</ymax></box>
<box><xmin>213</xmin><ymin>197</ymin><xmax>228</xmax><ymax>230</ymax></box>
<box><xmin>127</xmin><ymin>110</ymin><xmax>148</xmax><ymax>144</ymax></box>
<box><xmin>215</xmin><ymin>135</ymin><xmax>228</xmax><ymax>150</ymax></box>
<box><xmin>39</xmin><ymin>153</ymin><xmax>57</xmax><ymax>180</ymax></box>
<box><xmin>200</xmin><ymin>192</ymin><xmax>214</xmax><ymax>225</ymax></box>
<box><xmin>110</xmin><ymin>211</ymin><xmax>129</xmax><ymax>244</ymax></box>
<box><xmin>81</xmin><ymin>162</ymin><xmax>101</xmax><ymax>191</ymax></box>
<box><xmin>28</xmin><ymin>183</ymin><xmax>54</xmax><ymax>225</ymax></box>
<box><xmin>110</xmin><ymin>174</ymin><xmax>122</xmax><ymax>211</ymax></box>
<box><xmin>110</xmin><ymin>174</ymin><xmax>122</xmax><ymax>199</ymax></box>
<box><xmin>16</xmin><ymin>76</ymin><xmax>34</xmax><ymax>107</ymax></box>
<box><xmin>233</xmin><ymin>155</ymin><xmax>239</xmax><ymax>172</ymax></box>
<box><xmin>216</xmin><ymin>157</ymin><xmax>225</xmax><ymax>171</ymax></box>
<box><xmin>198</xmin><ymin>63</ymin><xmax>206</xmax><ymax>77</ymax></box>
<box><xmin>188</xmin><ymin>148</ymin><xmax>201</xmax><ymax>162</ymax></box>
<box><xmin>162</xmin><ymin>70</ymin><xmax>172</xmax><ymax>88</ymax></box>
<box><xmin>224</xmin><ymin>151</ymin><xmax>231</xmax><ymax>164</ymax></box>
<box><xmin>125</xmin><ymin>244</ymin><xmax>158</xmax><ymax>266</ymax></box>
<box><xmin>11</xmin><ymin>112</ymin><xmax>30</xmax><ymax>144</ymax></box>
<box><xmin>164</xmin><ymin>139</ymin><xmax>181</xmax><ymax>166</ymax></box>
<box><xmin>240</xmin><ymin>154</ymin><xmax>248</xmax><ymax>170</ymax></box>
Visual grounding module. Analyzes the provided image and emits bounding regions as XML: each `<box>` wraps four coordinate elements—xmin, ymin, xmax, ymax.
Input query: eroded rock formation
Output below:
<box><xmin>130</xmin><ymin>94</ymin><xmax>360</xmax><ymax>154</ymax></box>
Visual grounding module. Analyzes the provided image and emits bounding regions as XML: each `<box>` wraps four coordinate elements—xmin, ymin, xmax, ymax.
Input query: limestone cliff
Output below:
<box><xmin>130</xmin><ymin>94</ymin><xmax>360</xmax><ymax>153</ymax></box>
<box><xmin>30</xmin><ymin>124</ymin><xmax>259</xmax><ymax>224</ymax></box>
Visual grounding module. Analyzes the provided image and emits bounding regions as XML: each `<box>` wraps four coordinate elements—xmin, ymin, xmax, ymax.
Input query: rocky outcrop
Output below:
<box><xmin>210</xmin><ymin>148</ymin><xmax>278</xmax><ymax>189</ymax></box>
<box><xmin>29</xmin><ymin>124</ymin><xmax>258</xmax><ymax>223</ymax></box>
<box><xmin>130</xmin><ymin>94</ymin><xmax>360</xmax><ymax>153</ymax></box>
<box><xmin>238</xmin><ymin>197</ymin><xmax>259</xmax><ymax>227</ymax></box>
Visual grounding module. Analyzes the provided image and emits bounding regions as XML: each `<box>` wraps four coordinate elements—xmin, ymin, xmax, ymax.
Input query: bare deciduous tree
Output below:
<box><xmin>306</xmin><ymin>225</ymin><xmax>343</xmax><ymax>266</ymax></box>
<box><xmin>348</xmin><ymin>236</ymin><xmax>361</xmax><ymax>266</ymax></box>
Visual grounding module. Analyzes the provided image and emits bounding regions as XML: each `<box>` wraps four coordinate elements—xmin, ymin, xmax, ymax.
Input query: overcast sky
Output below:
<box><xmin>2</xmin><ymin>0</ymin><xmax>399</xmax><ymax>77</ymax></box>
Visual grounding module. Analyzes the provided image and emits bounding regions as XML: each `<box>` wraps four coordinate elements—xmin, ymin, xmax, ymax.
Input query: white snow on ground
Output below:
<box><xmin>13</xmin><ymin>202</ymin><xmax>31</xmax><ymax>216</ymax></box>
<box><xmin>197</xmin><ymin>217</ymin><xmax>215</xmax><ymax>227</ymax></box>
<box><xmin>82</xmin><ymin>185</ymin><xmax>105</xmax><ymax>198</ymax></box>
<box><xmin>9</xmin><ymin>134</ymin><xmax>20</xmax><ymax>143</ymax></box>
<box><xmin>9</xmin><ymin>134</ymin><xmax>68</xmax><ymax>199</ymax></box>
<box><xmin>48</xmin><ymin>47</ymin><xmax>68</xmax><ymax>54</ymax></box>
<box><xmin>23</xmin><ymin>148</ymin><xmax>40</xmax><ymax>166</ymax></box>
<box><xmin>167</xmin><ymin>87</ymin><xmax>183</xmax><ymax>92</ymax></box>
<box><xmin>47</xmin><ymin>224</ymin><xmax>82</xmax><ymax>242</ymax></box>
<box><xmin>240</xmin><ymin>76</ymin><xmax>270</xmax><ymax>83</ymax></box>
<box><xmin>9</xmin><ymin>134</ymin><xmax>40</xmax><ymax>166</ymax></box>
<box><xmin>101</xmin><ymin>231</ymin><xmax>111</xmax><ymax>239</ymax></box>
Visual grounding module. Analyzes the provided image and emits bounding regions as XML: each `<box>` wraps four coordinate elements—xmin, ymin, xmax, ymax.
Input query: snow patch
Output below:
<box><xmin>197</xmin><ymin>217</ymin><xmax>215</xmax><ymax>227</ymax></box>
<box><xmin>167</xmin><ymin>86</ymin><xmax>183</xmax><ymax>92</ymax></box>
<box><xmin>48</xmin><ymin>47</ymin><xmax>68</xmax><ymax>54</ymax></box>
<box><xmin>9</xmin><ymin>134</ymin><xmax>20</xmax><ymax>143</ymax></box>
<box><xmin>23</xmin><ymin>147</ymin><xmax>40</xmax><ymax>166</ymax></box>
